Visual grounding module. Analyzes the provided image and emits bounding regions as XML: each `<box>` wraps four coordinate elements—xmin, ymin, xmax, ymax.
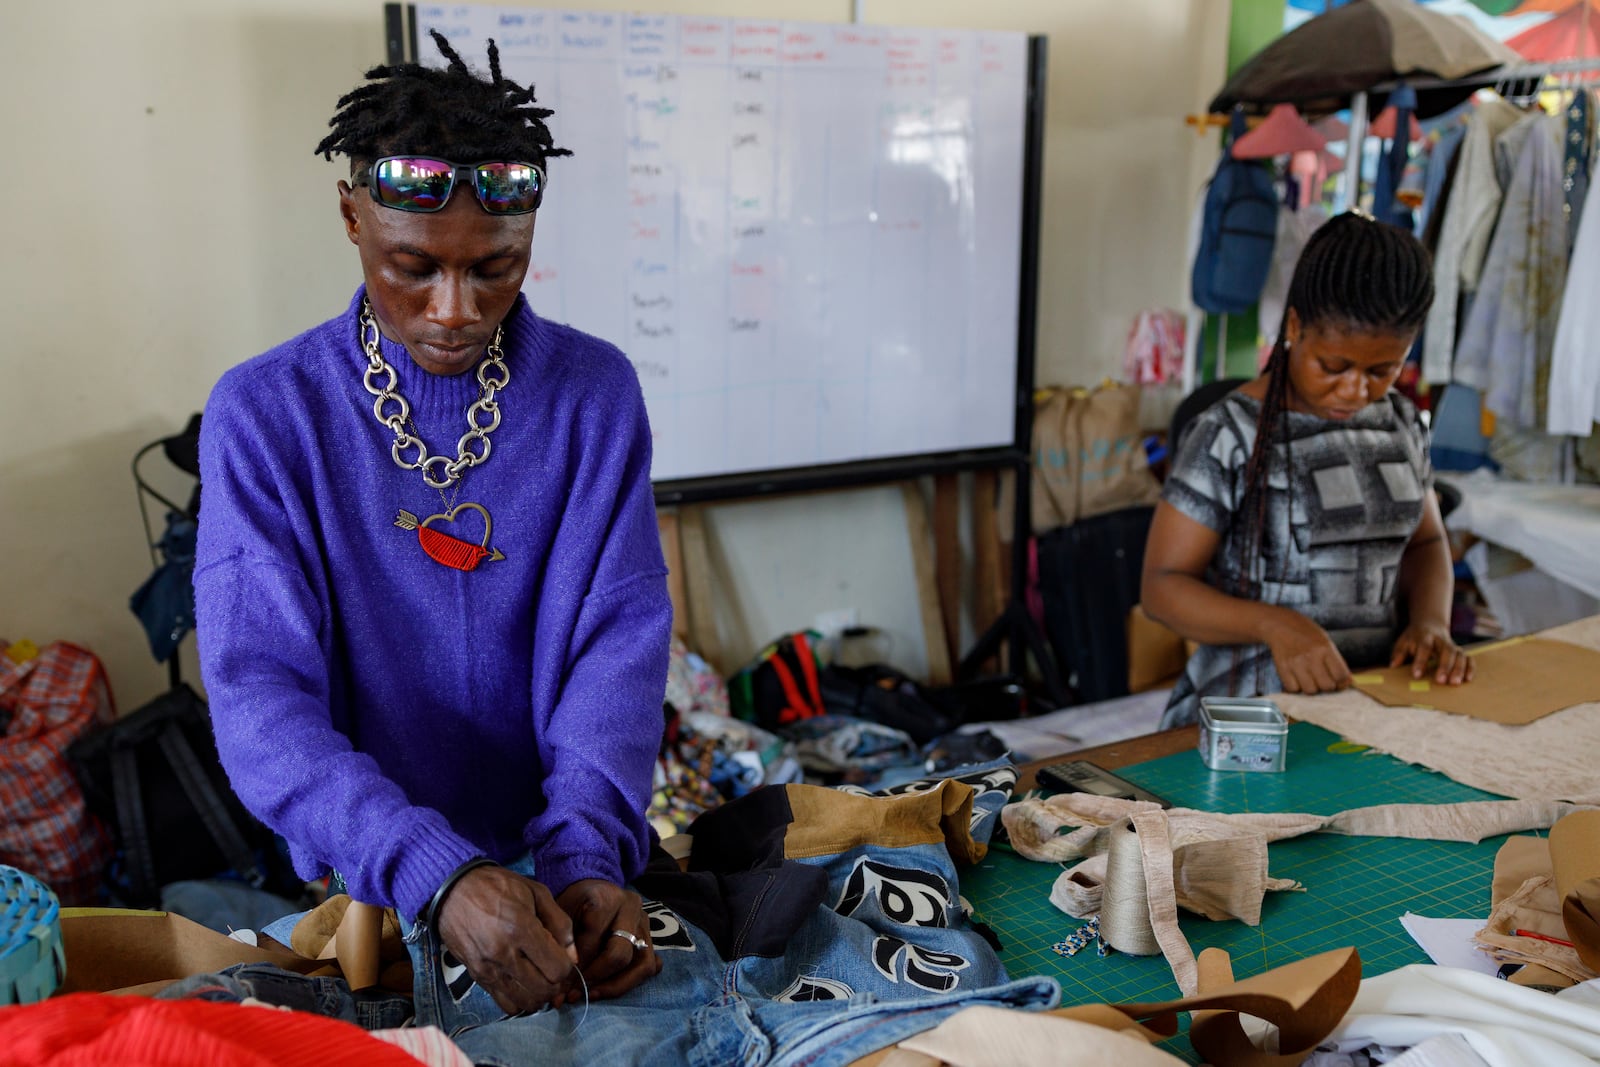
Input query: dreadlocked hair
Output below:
<box><xmin>1231</xmin><ymin>211</ymin><xmax>1434</xmax><ymax>604</ymax></box>
<box><xmin>314</xmin><ymin>29</ymin><xmax>572</xmax><ymax>168</ymax></box>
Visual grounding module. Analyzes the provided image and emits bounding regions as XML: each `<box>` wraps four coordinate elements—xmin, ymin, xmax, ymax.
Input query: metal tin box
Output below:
<box><xmin>1198</xmin><ymin>697</ymin><xmax>1288</xmax><ymax>773</ymax></box>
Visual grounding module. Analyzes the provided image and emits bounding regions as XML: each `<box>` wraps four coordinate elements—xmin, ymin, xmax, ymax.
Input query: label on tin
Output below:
<box><xmin>1209</xmin><ymin>729</ymin><xmax>1283</xmax><ymax>772</ymax></box>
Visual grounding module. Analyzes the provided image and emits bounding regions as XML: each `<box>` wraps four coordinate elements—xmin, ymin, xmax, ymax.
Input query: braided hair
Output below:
<box><xmin>1233</xmin><ymin>212</ymin><xmax>1433</xmax><ymax>603</ymax></box>
<box><xmin>314</xmin><ymin>30</ymin><xmax>571</xmax><ymax>169</ymax></box>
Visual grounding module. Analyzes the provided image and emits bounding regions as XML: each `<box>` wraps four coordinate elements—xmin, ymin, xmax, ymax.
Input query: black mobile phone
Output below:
<box><xmin>1034</xmin><ymin>760</ymin><xmax>1170</xmax><ymax>808</ymax></box>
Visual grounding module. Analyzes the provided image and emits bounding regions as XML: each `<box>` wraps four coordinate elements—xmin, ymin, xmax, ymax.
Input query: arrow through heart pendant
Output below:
<box><xmin>394</xmin><ymin>504</ymin><xmax>506</xmax><ymax>572</ymax></box>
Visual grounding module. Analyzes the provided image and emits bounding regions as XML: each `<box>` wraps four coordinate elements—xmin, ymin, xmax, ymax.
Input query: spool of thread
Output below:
<box><xmin>1099</xmin><ymin>819</ymin><xmax>1161</xmax><ymax>956</ymax></box>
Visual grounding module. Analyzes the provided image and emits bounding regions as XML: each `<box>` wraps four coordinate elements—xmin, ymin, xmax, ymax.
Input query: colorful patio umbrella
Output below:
<box><xmin>1506</xmin><ymin>0</ymin><xmax>1600</xmax><ymax>61</ymax></box>
<box><xmin>1212</xmin><ymin>0</ymin><xmax>1523</xmax><ymax>119</ymax></box>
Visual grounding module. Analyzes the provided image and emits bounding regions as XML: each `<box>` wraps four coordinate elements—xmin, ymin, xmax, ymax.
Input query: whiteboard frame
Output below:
<box><xmin>386</xmin><ymin>6</ymin><xmax>1045</xmax><ymax>506</ymax></box>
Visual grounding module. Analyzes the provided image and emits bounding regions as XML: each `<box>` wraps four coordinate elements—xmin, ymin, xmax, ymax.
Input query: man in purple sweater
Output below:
<box><xmin>193</xmin><ymin>33</ymin><xmax>671</xmax><ymax>1016</ymax></box>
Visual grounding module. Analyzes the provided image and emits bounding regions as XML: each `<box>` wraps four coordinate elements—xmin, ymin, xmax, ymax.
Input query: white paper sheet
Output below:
<box><xmin>1400</xmin><ymin>913</ymin><xmax>1502</xmax><ymax>977</ymax></box>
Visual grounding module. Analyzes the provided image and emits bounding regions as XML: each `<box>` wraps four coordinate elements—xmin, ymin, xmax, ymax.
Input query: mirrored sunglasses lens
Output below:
<box><xmin>375</xmin><ymin>158</ymin><xmax>455</xmax><ymax>211</ymax></box>
<box><xmin>474</xmin><ymin>162</ymin><xmax>542</xmax><ymax>213</ymax></box>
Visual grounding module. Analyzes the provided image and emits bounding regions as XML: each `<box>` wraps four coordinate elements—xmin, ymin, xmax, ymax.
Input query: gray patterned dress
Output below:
<box><xmin>1160</xmin><ymin>390</ymin><xmax>1431</xmax><ymax>728</ymax></box>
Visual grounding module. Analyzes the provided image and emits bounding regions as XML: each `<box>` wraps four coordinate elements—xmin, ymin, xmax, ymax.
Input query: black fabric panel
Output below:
<box><xmin>632</xmin><ymin>786</ymin><xmax>829</xmax><ymax>960</ymax></box>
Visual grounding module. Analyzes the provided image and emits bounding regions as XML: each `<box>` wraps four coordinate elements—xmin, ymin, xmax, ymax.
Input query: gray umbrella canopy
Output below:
<box><xmin>1210</xmin><ymin>0</ymin><xmax>1522</xmax><ymax>120</ymax></box>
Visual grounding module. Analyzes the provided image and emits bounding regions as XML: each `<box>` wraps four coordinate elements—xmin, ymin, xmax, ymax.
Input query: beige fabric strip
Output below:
<box><xmin>891</xmin><ymin>1006</ymin><xmax>1188</xmax><ymax>1067</ymax></box>
<box><xmin>1002</xmin><ymin>794</ymin><xmax>1597</xmax><ymax>994</ymax></box>
<box><xmin>1277</xmin><ymin>615</ymin><xmax>1600</xmax><ymax>805</ymax></box>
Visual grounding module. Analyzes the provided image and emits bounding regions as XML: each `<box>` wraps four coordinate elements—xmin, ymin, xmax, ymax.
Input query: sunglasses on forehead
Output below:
<box><xmin>358</xmin><ymin>156</ymin><xmax>546</xmax><ymax>215</ymax></box>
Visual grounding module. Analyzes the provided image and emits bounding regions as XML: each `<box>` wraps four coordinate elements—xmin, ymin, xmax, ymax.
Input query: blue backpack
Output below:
<box><xmin>1191</xmin><ymin>109</ymin><xmax>1278</xmax><ymax>315</ymax></box>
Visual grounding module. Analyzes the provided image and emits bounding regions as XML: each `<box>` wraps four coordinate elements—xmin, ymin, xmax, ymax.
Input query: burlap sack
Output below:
<box><xmin>999</xmin><ymin>384</ymin><xmax>1161</xmax><ymax>539</ymax></box>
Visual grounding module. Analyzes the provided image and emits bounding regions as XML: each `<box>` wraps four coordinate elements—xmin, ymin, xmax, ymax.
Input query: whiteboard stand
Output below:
<box><xmin>957</xmin><ymin>456</ymin><xmax>1069</xmax><ymax>708</ymax></box>
<box><xmin>954</xmin><ymin>45</ymin><xmax>1068</xmax><ymax>709</ymax></box>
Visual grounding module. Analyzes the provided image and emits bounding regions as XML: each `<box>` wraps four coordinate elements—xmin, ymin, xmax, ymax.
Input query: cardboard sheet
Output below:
<box><xmin>1552</xmin><ymin>810</ymin><xmax>1600</xmax><ymax>973</ymax></box>
<box><xmin>1352</xmin><ymin>636</ymin><xmax>1600</xmax><ymax>724</ymax></box>
<box><xmin>1474</xmin><ymin>813</ymin><xmax>1600</xmax><ymax>986</ymax></box>
<box><xmin>56</xmin><ymin>908</ymin><xmax>334</xmax><ymax>995</ymax></box>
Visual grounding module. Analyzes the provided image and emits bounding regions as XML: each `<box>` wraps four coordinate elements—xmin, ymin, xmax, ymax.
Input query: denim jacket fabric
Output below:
<box><xmin>412</xmin><ymin>760</ymin><xmax>1062</xmax><ymax>1066</ymax></box>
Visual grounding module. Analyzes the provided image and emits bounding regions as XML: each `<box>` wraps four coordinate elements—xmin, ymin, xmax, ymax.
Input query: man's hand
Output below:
<box><xmin>1390</xmin><ymin>620</ymin><xmax>1474</xmax><ymax>685</ymax></box>
<box><xmin>556</xmin><ymin>879</ymin><xmax>662</xmax><ymax>1000</ymax></box>
<box><xmin>435</xmin><ymin>864</ymin><xmax>580</xmax><ymax>1015</ymax></box>
<box><xmin>1265</xmin><ymin>608</ymin><xmax>1353</xmax><ymax>695</ymax></box>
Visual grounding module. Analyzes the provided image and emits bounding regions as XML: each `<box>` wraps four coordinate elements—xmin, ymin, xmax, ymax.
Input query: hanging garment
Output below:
<box><xmin>1430</xmin><ymin>383</ymin><xmax>1494</xmax><ymax>472</ymax></box>
<box><xmin>1422</xmin><ymin>95</ymin><xmax>1523</xmax><ymax>385</ymax></box>
<box><xmin>1258</xmin><ymin>204</ymin><xmax>1329</xmax><ymax>343</ymax></box>
<box><xmin>1289</xmin><ymin>149</ymin><xmax>1327</xmax><ymax>210</ymax></box>
<box><xmin>1565</xmin><ymin>90</ymin><xmax>1592</xmax><ymax>249</ymax></box>
<box><xmin>1123</xmin><ymin>309</ymin><xmax>1186</xmax><ymax>386</ymax></box>
<box><xmin>1418</xmin><ymin>123</ymin><xmax>1467</xmax><ymax>239</ymax></box>
<box><xmin>1453</xmin><ymin>113</ymin><xmax>1567</xmax><ymax>431</ymax></box>
<box><xmin>1549</xmin><ymin>145</ymin><xmax>1600</xmax><ymax>437</ymax></box>
<box><xmin>1374</xmin><ymin>84</ymin><xmax>1419</xmax><ymax>231</ymax></box>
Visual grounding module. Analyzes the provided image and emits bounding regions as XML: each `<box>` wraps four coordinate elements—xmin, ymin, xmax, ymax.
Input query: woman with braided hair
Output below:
<box><xmin>1144</xmin><ymin>212</ymin><xmax>1473</xmax><ymax>729</ymax></box>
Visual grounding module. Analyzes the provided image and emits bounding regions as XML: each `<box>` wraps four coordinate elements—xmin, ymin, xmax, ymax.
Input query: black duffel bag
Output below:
<box><xmin>67</xmin><ymin>684</ymin><xmax>299</xmax><ymax>908</ymax></box>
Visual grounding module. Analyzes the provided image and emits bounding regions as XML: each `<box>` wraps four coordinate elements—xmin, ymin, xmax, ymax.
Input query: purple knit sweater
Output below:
<box><xmin>194</xmin><ymin>289</ymin><xmax>670</xmax><ymax>921</ymax></box>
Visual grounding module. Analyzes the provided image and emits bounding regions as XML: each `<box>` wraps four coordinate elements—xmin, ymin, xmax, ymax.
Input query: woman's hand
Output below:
<box><xmin>556</xmin><ymin>879</ymin><xmax>662</xmax><ymax>1000</ymax></box>
<box><xmin>1265</xmin><ymin>608</ymin><xmax>1352</xmax><ymax>695</ymax></box>
<box><xmin>1390</xmin><ymin>620</ymin><xmax>1474</xmax><ymax>685</ymax></box>
<box><xmin>435</xmin><ymin>865</ymin><xmax>581</xmax><ymax>1015</ymax></box>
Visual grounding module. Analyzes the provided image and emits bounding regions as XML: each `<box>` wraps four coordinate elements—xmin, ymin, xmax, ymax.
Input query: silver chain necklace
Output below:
<box><xmin>360</xmin><ymin>298</ymin><xmax>510</xmax><ymax>572</ymax></box>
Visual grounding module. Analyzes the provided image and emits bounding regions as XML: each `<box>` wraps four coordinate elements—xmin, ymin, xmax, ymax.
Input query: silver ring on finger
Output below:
<box><xmin>611</xmin><ymin>929</ymin><xmax>647</xmax><ymax>953</ymax></box>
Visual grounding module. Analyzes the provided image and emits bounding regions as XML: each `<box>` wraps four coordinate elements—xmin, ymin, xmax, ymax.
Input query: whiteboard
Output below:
<box><xmin>406</xmin><ymin>6</ymin><xmax>1035</xmax><ymax>493</ymax></box>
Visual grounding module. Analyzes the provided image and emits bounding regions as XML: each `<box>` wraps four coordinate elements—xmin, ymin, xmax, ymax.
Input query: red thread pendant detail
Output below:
<box><xmin>393</xmin><ymin>504</ymin><xmax>506</xmax><ymax>572</ymax></box>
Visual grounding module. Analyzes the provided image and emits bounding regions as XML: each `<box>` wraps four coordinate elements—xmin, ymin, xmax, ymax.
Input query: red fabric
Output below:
<box><xmin>0</xmin><ymin>994</ymin><xmax>427</xmax><ymax>1067</ymax></box>
<box><xmin>0</xmin><ymin>643</ymin><xmax>115</xmax><ymax>905</ymax></box>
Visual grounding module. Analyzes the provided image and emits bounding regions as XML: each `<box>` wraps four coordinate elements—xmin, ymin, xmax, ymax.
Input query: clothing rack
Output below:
<box><xmin>1342</xmin><ymin>57</ymin><xmax>1600</xmax><ymax>210</ymax></box>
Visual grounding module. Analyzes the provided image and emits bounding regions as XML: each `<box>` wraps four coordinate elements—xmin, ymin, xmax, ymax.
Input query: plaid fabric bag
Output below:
<box><xmin>0</xmin><ymin>644</ymin><xmax>115</xmax><ymax>905</ymax></box>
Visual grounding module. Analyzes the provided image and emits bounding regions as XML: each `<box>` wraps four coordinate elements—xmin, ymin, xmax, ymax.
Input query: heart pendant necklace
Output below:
<box><xmin>360</xmin><ymin>300</ymin><xmax>509</xmax><ymax>571</ymax></box>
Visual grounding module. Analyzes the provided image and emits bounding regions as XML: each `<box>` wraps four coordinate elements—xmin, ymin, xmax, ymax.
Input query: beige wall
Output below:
<box><xmin>1</xmin><ymin>0</ymin><xmax>1226</xmax><ymax>709</ymax></box>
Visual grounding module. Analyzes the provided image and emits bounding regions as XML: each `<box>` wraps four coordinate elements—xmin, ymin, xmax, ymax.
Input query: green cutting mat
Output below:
<box><xmin>961</xmin><ymin>724</ymin><xmax>1514</xmax><ymax>1056</ymax></box>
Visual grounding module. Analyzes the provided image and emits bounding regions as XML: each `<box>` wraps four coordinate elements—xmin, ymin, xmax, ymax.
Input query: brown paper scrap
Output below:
<box><xmin>1352</xmin><ymin>637</ymin><xmax>1600</xmax><ymax>724</ymax></box>
<box><xmin>1551</xmin><ymin>810</ymin><xmax>1600</xmax><ymax>972</ymax></box>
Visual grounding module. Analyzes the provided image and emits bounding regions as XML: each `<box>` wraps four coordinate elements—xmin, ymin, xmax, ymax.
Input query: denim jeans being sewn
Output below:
<box><xmin>446</xmin><ymin>835</ymin><xmax>1059</xmax><ymax>1067</ymax></box>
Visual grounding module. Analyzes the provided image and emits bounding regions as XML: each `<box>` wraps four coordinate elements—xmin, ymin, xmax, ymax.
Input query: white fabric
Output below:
<box><xmin>1550</xmin><ymin>151</ymin><xmax>1600</xmax><ymax>436</ymax></box>
<box><xmin>1463</xmin><ymin>540</ymin><xmax>1600</xmax><ymax>638</ymax></box>
<box><xmin>1323</xmin><ymin>965</ymin><xmax>1600</xmax><ymax>1067</ymax></box>
<box><xmin>1258</xmin><ymin>204</ymin><xmax>1329</xmax><ymax>344</ymax></box>
<box><xmin>1423</xmin><ymin>96</ymin><xmax>1523</xmax><ymax>385</ymax></box>
<box><xmin>1442</xmin><ymin>472</ymin><xmax>1600</xmax><ymax>601</ymax></box>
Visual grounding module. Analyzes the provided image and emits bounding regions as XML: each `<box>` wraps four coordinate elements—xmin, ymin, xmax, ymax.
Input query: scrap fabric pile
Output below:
<box><xmin>1002</xmin><ymin>790</ymin><xmax>1594</xmax><ymax>996</ymax></box>
<box><xmin>0</xmin><ymin>762</ymin><xmax>1057</xmax><ymax>1067</ymax></box>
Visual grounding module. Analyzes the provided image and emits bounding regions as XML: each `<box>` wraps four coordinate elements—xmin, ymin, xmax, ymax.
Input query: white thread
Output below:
<box><xmin>567</xmin><ymin>965</ymin><xmax>591</xmax><ymax>1033</ymax></box>
<box><xmin>1099</xmin><ymin>819</ymin><xmax>1161</xmax><ymax>955</ymax></box>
